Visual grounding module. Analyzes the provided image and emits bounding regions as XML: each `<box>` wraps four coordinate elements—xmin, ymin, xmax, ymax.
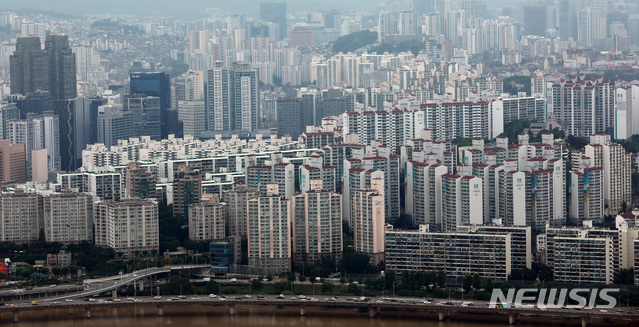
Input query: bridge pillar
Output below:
<box><xmin>112</xmin><ymin>288</ymin><xmax>117</xmax><ymax>298</ymax></box>
<box><xmin>85</xmin><ymin>307</ymin><xmax>92</xmax><ymax>319</ymax></box>
<box><xmin>300</xmin><ymin>304</ymin><xmax>306</xmax><ymax>316</ymax></box>
<box><xmin>438</xmin><ymin>311</ymin><xmax>448</xmax><ymax>321</ymax></box>
<box><xmin>12</xmin><ymin>310</ymin><xmax>18</xmax><ymax>323</ymax></box>
<box><xmin>369</xmin><ymin>306</ymin><xmax>379</xmax><ymax>318</ymax></box>
<box><xmin>69</xmin><ymin>308</ymin><xmax>74</xmax><ymax>315</ymax></box>
<box><xmin>138</xmin><ymin>280</ymin><xmax>144</xmax><ymax>291</ymax></box>
<box><xmin>157</xmin><ymin>304</ymin><xmax>163</xmax><ymax>316</ymax></box>
<box><xmin>581</xmin><ymin>316</ymin><xmax>590</xmax><ymax>327</ymax></box>
<box><xmin>229</xmin><ymin>304</ymin><xmax>236</xmax><ymax>316</ymax></box>
<box><xmin>508</xmin><ymin>313</ymin><xmax>519</xmax><ymax>325</ymax></box>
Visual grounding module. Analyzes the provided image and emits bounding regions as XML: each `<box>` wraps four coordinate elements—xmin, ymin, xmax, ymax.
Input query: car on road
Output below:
<box><xmin>153</xmin><ymin>296</ymin><xmax>162</xmax><ymax>300</ymax></box>
<box><xmin>65</xmin><ymin>299</ymin><xmax>73</xmax><ymax>302</ymax></box>
<box><xmin>31</xmin><ymin>301</ymin><xmax>39</xmax><ymax>305</ymax></box>
<box><xmin>127</xmin><ymin>297</ymin><xmax>135</xmax><ymax>301</ymax></box>
<box><xmin>244</xmin><ymin>295</ymin><xmax>252</xmax><ymax>298</ymax></box>
<box><xmin>49</xmin><ymin>285</ymin><xmax>56</xmax><ymax>288</ymax></box>
<box><xmin>277</xmin><ymin>294</ymin><xmax>285</xmax><ymax>299</ymax></box>
<box><xmin>257</xmin><ymin>296</ymin><xmax>266</xmax><ymax>300</ymax></box>
<box><xmin>600</xmin><ymin>310</ymin><xmax>608</xmax><ymax>313</ymax></box>
<box><xmin>88</xmin><ymin>298</ymin><xmax>96</xmax><ymax>302</ymax></box>
<box><xmin>208</xmin><ymin>294</ymin><xmax>217</xmax><ymax>298</ymax></box>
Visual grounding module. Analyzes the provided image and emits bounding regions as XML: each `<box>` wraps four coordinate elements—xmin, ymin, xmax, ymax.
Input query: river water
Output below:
<box><xmin>0</xmin><ymin>304</ymin><xmax>625</xmax><ymax>326</ymax></box>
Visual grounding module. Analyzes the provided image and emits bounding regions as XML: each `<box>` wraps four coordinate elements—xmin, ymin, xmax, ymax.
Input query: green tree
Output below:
<box><xmin>472</xmin><ymin>273</ymin><xmax>481</xmax><ymax>290</ymax></box>
<box><xmin>384</xmin><ymin>270</ymin><xmax>397</xmax><ymax>290</ymax></box>
<box><xmin>321</xmin><ymin>282</ymin><xmax>333</xmax><ymax>294</ymax></box>
<box><xmin>462</xmin><ymin>274</ymin><xmax>473</xmax><ymax>292</ymax></box>
<box><xmin>251</xmin><ymin>278</ymin><xmax>263</xmax><ymax>290</ymax></box>
<box><xmin>614</xmin><ymin>268</ymin><xmax>635</xmax><ymax>285</ymax></box>
<box><xmin>161</xmin><ymin>276</ymin><xmax>195</xmax><ymax>295</ymax></box>
<box><xmin>347</xmin><ymin>283</ymin><xmax>359</xmax><ymax>294</ymax></box>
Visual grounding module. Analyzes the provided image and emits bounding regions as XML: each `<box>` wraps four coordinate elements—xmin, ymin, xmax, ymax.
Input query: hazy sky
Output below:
<box><xmin>0</xmin><ymin>1</ymin><xmax>512</xmax><ymax>19</ymax></box>
<box><xmin>0</xmin><ymin>0</ymin><xmax>374</xmax><ymax>18</ymax></box>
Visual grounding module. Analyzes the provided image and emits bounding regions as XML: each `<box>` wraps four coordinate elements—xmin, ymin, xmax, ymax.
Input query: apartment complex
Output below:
<box><xmin>292</xmin><ymin>180</ymin><xmax>342</xmax><ymax>265</ymax></box>
<box><xmin>385</xmin><ymin>225</ymin><xmax>512</xmax><ymax>280</ymax></box>
<box><xmin>188</xmin><ymin>195</ymin><xmax>227</xmax><ymax>241</ymax></box>
<box><xmin>247</xmin><ymin>184</ymin><xmax>291</xmax><ymax>274</ymax></box>
<box><xmin>43</xmin><ymin>190</ymin><xmax>93</xmax><ymax>243</ymax></box>
<box><xmin>94</xmin><ymin>198</ymin><xmax>159</xmax><ymax>258</ymax></box>
<box><xmin>173</xmin><ymin>164</ymin><xmax>202</xmax><ymax>219</ymax></box>
<box><xmin>351</xmin><ymin>179</ymin><xmax>385</xmax><ymax>265</ymax></box>
<box><xmin>0</xmin><ymin>190</ymin><xmax>42</xmax><ymax>243</ymax></box>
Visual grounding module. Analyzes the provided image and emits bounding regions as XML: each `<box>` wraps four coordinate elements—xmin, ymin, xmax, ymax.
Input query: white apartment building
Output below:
<box><xmin>43</xmin><ymin>190</ymin><xmax>93</xmax><ymax>244</ymax></box>
<box><xmin>584</xmin><ymin>134</ymin><xmax>631</xmax><ymax>215</ymax></box>
<box><xmin>247</xmin><ymin>184</ymin><xmax>291</xmax><ymax>274</ymax></box>
<box><xmin>188</xmin><ymin>196</ymin><xmax>227</xmax><ymax>241</ymax></box>
<box><xmin>292</xmin><ymin>180</ymin><xmax>342</xmax><ymax>265</ymax></box>
<box><xmin>351</xmin><ymin>177</ymin><xmax>385</xmax><ymax>265</ymax></box>
<box><xmin>0</xmin><ymin>190</ymin><xmax>42</xmax><ymax>244</ymax></box>
<box><xmin>94</xmin><ymin>198</ymin><xmax>159</xmax><ymax>258</ymax></box>
<box><xmin>223</xmin><ymin>184</ymin><xmax>258</xmax><ymax>237</ymax></box>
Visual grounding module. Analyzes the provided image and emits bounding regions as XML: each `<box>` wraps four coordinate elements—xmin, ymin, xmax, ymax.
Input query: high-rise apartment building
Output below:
<box><xmin>245</xmin><ymin>158</ymin><xmax>295</xmax><ymax>200</ymax></box>
<box><xmin>43</xmin><ymin>190</ymin><xmax>93</xmax><ymax>243</ymax></box>
<box><xmin>405</xmin><ymin>162</ymin><xmax>447</xmax><ymax>228</ymax></box>
<box><xmin>125</xmin><ymin>162</ymin><xmax>157</xmax><ymax>199</ymax></box>
<box><xmin>441</xmin><ymin>174</ymin><xmax>483</xmax><ymax>232</ymax></box>
<box><xmin>55</xmin><ymin>171</ymin><xmax>122</xmax><ymax>202</ymax></box>
<box><xmin>206</xmin><ymin>66</ymin><xmax>259</xmax><ymax>132</ymax></box>
<box><xmin>351</xmin><ymin>178</ymin><xmax>385</xmax><ymax>265</ymax></box>
<box><xmin>584</xmin><ymin>134</ymin><xmax>631</xmax><ymax>215</ymax></box>
<box><xmin>547</xmin><ymin>75</ymin><xmax>615</xmax><ymax>137</ymax></box>
<box><xmin>292</xmin><ymin>180</ymin><xmax>342</xmax><ymax>265</ymax></box>
<box><xmin>173</xmin><ymin>164</ymin><xmax>202</xmax><ymax>219</ymax></box>
<box><xmin>94</xmin><ymin>198</ymin><xmax>159</xmax><ymax>258</ymax></box>
<box><xmin>223</xmin><ymin>184</ymin><xmax>258</xmax><ymax>237</ymax></box>
<box><xmin>247</xmin><ymin>184</ymin><xmax>291</xmax><ymax>274</ymax></box>
<box><xmin>0</xmin><ymin>190</ymin><xmax>42</xmax><ymax>243</ymax></box>
<box><xmin>188</xmin><ymin>195</ymin><xmax>227</xmax><ymax>241</ymax></box>
<box><xmin>570</xmin><ymin>165</ymin><xmax>604</xmax><ymax>224</ymax></box>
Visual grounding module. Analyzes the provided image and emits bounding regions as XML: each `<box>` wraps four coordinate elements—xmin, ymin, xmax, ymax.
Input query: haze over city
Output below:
<box><xmin>0</xmin><ymin>0</ymin><xmax>638</xmax><ymax>326</ymax></box>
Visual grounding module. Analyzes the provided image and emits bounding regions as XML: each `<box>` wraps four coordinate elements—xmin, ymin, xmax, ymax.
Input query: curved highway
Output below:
<box><xmin>42</xmin><ymin>264</ymin><xmax>209</xmax><ymax>302</ymax></box>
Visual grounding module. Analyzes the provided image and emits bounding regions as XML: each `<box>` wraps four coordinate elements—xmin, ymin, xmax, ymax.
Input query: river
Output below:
<box><xmin>0</xmin><ymin>304</ymin><xmax>626</xmax><ymax>326</ymax></box>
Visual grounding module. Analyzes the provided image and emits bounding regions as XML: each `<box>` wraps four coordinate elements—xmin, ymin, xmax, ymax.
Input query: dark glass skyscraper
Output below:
<box><xmin>260</xmin><ymin>2</ymin><xmax>287</xmax><ymax>41</ymax></box>
<box><xmin>129</xmin><ymin>72</ymin><xmax>172</xmax><ymax>138</ymax></box>
<box><xmin>45</xmin><ymin>35</ymin><xmax>77</xmax><ymax>100</ymax></box>
<box><xmin>10</xmin><ymin>36</ymin><xmax>49</xmax><ymax>96</ymax></box>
